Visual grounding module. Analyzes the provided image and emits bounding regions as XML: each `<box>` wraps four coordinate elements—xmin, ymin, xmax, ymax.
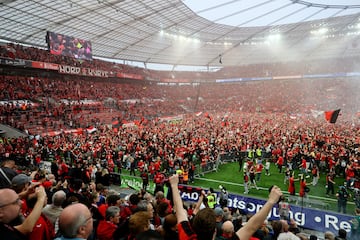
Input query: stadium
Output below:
<box><xmin>1</xmin><ymin>0</ymin><xmax>360</xmax><ymax>239</ymax></box>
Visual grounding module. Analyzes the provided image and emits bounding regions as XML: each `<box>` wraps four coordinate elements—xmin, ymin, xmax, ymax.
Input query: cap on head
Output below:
<box><xmin>214</xmin><ymin>207</ymin><xmax>224</xmax><ymax>217</ymax></box>
<box><xmin>11</xmin><ymin>174</ymin><xmax>31</xmax><ymax>187</ymax></box>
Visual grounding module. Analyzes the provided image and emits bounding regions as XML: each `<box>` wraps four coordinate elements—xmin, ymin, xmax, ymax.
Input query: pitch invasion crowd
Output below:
<box><xmin>1</xmin><ymin>109</ymin><xmax>360</xmax><ymax>239</ymax></box>
<box><xmin>1</xmin><ymin>44</ymin><xmax>360</xmax><ymax>239</ymax></box>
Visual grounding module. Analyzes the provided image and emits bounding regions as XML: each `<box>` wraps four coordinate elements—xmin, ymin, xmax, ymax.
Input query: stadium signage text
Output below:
<box><xmin>179</xmin><ymin>185</ymin><xmax>353</xmax><ymax>234</ymax></box>
<box><xmin>59</xmin><ymin>65</ymin><xmax>81</xmax><ymax>75</ymax></box>
<box><xmin>82</xmin><ymin>68</ymin><xmax>109</xmax><ymax>77</ymax></box>
<box><xmin>0</xmin><ymin>57</ymin><xmax>28</xmax><ymax>67</ymax></box>
<box><xmin>58</xmin><ymin>65</ymin><xmax>109</xmax><ymax>78</ymax></box>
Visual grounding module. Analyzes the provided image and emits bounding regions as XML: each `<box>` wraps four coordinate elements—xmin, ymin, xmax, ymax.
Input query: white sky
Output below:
<box><xmin>183</xmin><ymin>0</ymin><xmax>360</xmax><ymax>27</ymax></box>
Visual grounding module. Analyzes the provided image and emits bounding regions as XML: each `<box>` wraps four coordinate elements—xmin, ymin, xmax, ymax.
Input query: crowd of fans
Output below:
<box><xmin>0</xmin><ymin>158</ymin><xmax>356</xmax><ymax>240</ymax></box>
<box><xmin>1</xmin><ymin>43</ymin><xmax>360</xmax><ymax>138</ymax></box>
<box><xmin>1</xmin><ymin>104</ymin><xmax>360</xmax><ymax>239</ymax></box>
<box><xmin>1</xmin><ymin>73</ymin><xmax>360</xmax><ymax>136</ymax></box>
<box><xmin>1</xmin><ymin>43</ymin><xmax>360</xmax><ymax>239</ymax></box>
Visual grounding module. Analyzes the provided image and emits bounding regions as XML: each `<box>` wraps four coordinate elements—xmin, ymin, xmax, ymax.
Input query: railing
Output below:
<box><xmin>286</xmin><ymin>194</ymin><xmax>330</xmax><ymax>210</ymax></box>
<box><xmin>194</xmin><ymin>156</ymin><xmax>221</xmax><ymax>177</ymax></box>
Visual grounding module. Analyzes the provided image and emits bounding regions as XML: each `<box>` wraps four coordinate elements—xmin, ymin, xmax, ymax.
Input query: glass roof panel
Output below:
<box><xmin>0</xmin><ymin>0</ymin><xmax>359</xmax><ymax>66</ymax></box>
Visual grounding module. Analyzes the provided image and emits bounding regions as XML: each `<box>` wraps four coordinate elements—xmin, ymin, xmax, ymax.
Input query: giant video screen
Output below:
<box><xmin>46</xmin><ymin>31</ymin><xmax>93</xmax><ymax>60</ymax></box>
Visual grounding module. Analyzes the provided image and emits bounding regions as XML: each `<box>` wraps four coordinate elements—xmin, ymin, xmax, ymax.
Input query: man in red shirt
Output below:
<box><xmin>154</xmin><ymin>158</ymin><xmax>161</xmax><ymax>172</ymax></box>
<box><xmin>345</xmin><ymin>165</ymin><xmax>355</xmax><ymax>188</ymax></box>
<box><xmin>25</xmin><ymin>192</ymin><xmax>55</xmax><ymax>240</ymax></box>
<box><xmin>153</xmin><ymin>171</ymin><xmax>165</xmax><ymax>195</ymax></box>
<box><xmin>98</xmin><ymin>194</ymin><xmax>121</xmax><ymax>219</ymax></box>
<box><xmin>300</xmin><ymin>158</ymin><xmax>307</xmax><ymax>175</ymax></box>
<box><xmin>277</xmin><ymin>155</ymin><xmax>284</xmax><ymax>173</ymax></box>
<box><xmin>137</xmin><ymin>159</ymin><xmax>145</xmax><ymax>173</ymax></box>
<box><xmin>97</xmin><ymin>206</ymin><xmax>120</xmax><ymax>240</ymax></box>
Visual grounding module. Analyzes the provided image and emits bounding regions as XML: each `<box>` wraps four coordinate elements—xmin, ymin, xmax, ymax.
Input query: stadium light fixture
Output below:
<box><xmin>267</xmin><ymin>33</ymin><xmax>281</xmax><ymax>41</ymax></box>
<box><xmin>311</xmin><ymin>27</ymin><xmax>328</xmax><ymax>35</ymax></box>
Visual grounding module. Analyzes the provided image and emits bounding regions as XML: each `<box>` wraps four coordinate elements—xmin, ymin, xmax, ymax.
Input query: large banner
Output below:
<box><xmin>112</xmin><ymin>173</ymin><xmax>169</xmax><ymax>198</ymax></box>
<box><xmin>178</xmin><ymin>184</ymin><xmax>353</xmax><ymax>234</ymax></box>
<box><xmin>112</xmin><ymin>173</ymin><xmax>154</xmax><ymax>193</ymax></box>
<box><xmin>32</xmin><ymin>61</ymin><xmax>59</xmax><ymax>70</ymax></box>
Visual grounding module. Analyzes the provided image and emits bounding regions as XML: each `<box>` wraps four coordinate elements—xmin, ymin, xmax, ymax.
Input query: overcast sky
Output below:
<box><xmin>183</xmin><ymin>0</ymin><xmax>360</xmax><ymax>27</ymax></box>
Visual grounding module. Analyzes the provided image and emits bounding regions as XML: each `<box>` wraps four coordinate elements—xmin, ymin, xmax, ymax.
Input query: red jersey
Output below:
<box><xmin>299</xmin><ymin>180</ymin><xmax>306</xmax><ymax>197</ymax></box>
<box><xmin>255</xmin><ymin>164</ymin><xmax>263</xmax><ymax>173</ymax></box>
<box><xmin>301</xmin><ymin>159</ymin><xmax>306</xmax><ymax>169</ymax></box>
<box><xmin>137</xmin><ymin>161</ymin><xmax>145</xmax><ymax>172</ymax></box>
<box><xmin>154</xmin><ymin>172</ymin><xmax>165</xmax><ymax>184</ymax></box>
<box><xmin>28</xmin><ymin>213</ymin><xmax>55</xmax><ymax>240</ymax></box>
<box><xmin>97</xmin><ymin>220</ymin><xmax>117</xmax><ymax>240</ymax></box>
<box><xmin>288</xmin><ymin>177</ymin><xmax>295</xmax><ymax>195</ymax></box>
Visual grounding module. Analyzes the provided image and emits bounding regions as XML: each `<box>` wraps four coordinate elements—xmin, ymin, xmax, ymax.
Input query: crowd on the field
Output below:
<box><xmin>2</xmin><ymin>43</ymin><xmax>360</xmax><ymax>239</ymax></box>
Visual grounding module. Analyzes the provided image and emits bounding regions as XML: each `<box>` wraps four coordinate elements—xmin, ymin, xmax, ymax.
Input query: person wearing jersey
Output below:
<box><xmin>288</xmin><ymin>172</ymin><xmax>298</xmax><ymax>196</ymax></box>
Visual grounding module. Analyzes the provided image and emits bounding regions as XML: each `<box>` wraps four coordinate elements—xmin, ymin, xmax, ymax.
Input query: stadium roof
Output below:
<box><xmin>1</xmin><ymin>0</ymin><xmax>360</xmax><ymax>67</ymax></box>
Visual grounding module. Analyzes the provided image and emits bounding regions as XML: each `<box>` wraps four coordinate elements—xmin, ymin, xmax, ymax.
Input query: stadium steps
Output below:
<box><xmin>0</xmin><ymin>123</ymin><xmax>28</xmax><ymax>138</ymax></box>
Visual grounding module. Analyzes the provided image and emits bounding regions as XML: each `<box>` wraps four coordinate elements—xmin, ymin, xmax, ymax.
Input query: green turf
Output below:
<box><xmin>121</xmin><ymin>161</ymin><xmax>356</xmax><ymax>214</ymax></box>
<box><xmin>193</xmin><ymin>162</ymin><xmax>355</xmax><ymax>214</ymax></box>
<box><xmin>193</xmin><ymin>161</ymin><xmax>356</xmax><ymax>214</ymax></box>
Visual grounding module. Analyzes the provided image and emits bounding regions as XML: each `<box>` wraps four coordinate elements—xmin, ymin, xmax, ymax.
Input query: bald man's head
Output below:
<box><xmin>222</xmin><ymin>220</ymin><xmax>235</xmax><ymax>237</ymax></box>
<box><xmin>58</xmin><ymin>203</ymin><xmax>93</xmax><ymax>239</ymax></box>
<box><xmin>0</xmin><ymin>188</ymin><xmax>17</xmax><ymax>203</ymax></box>
<box><xmin>0</xmin><ymin>188</ymin><xmax>22</xmax><ymax>224</ymax></box>
<box><xmin>52</xmin><ymin>190</ymin><xmax>66</xmax><ymax>207</ymax></box>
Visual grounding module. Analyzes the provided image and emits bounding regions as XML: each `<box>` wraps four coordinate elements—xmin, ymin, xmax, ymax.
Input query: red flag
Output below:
<box><xmin>324</xmin><ymin>109</ymin><xmax>341</xmax><ymax>123</ymax></box>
